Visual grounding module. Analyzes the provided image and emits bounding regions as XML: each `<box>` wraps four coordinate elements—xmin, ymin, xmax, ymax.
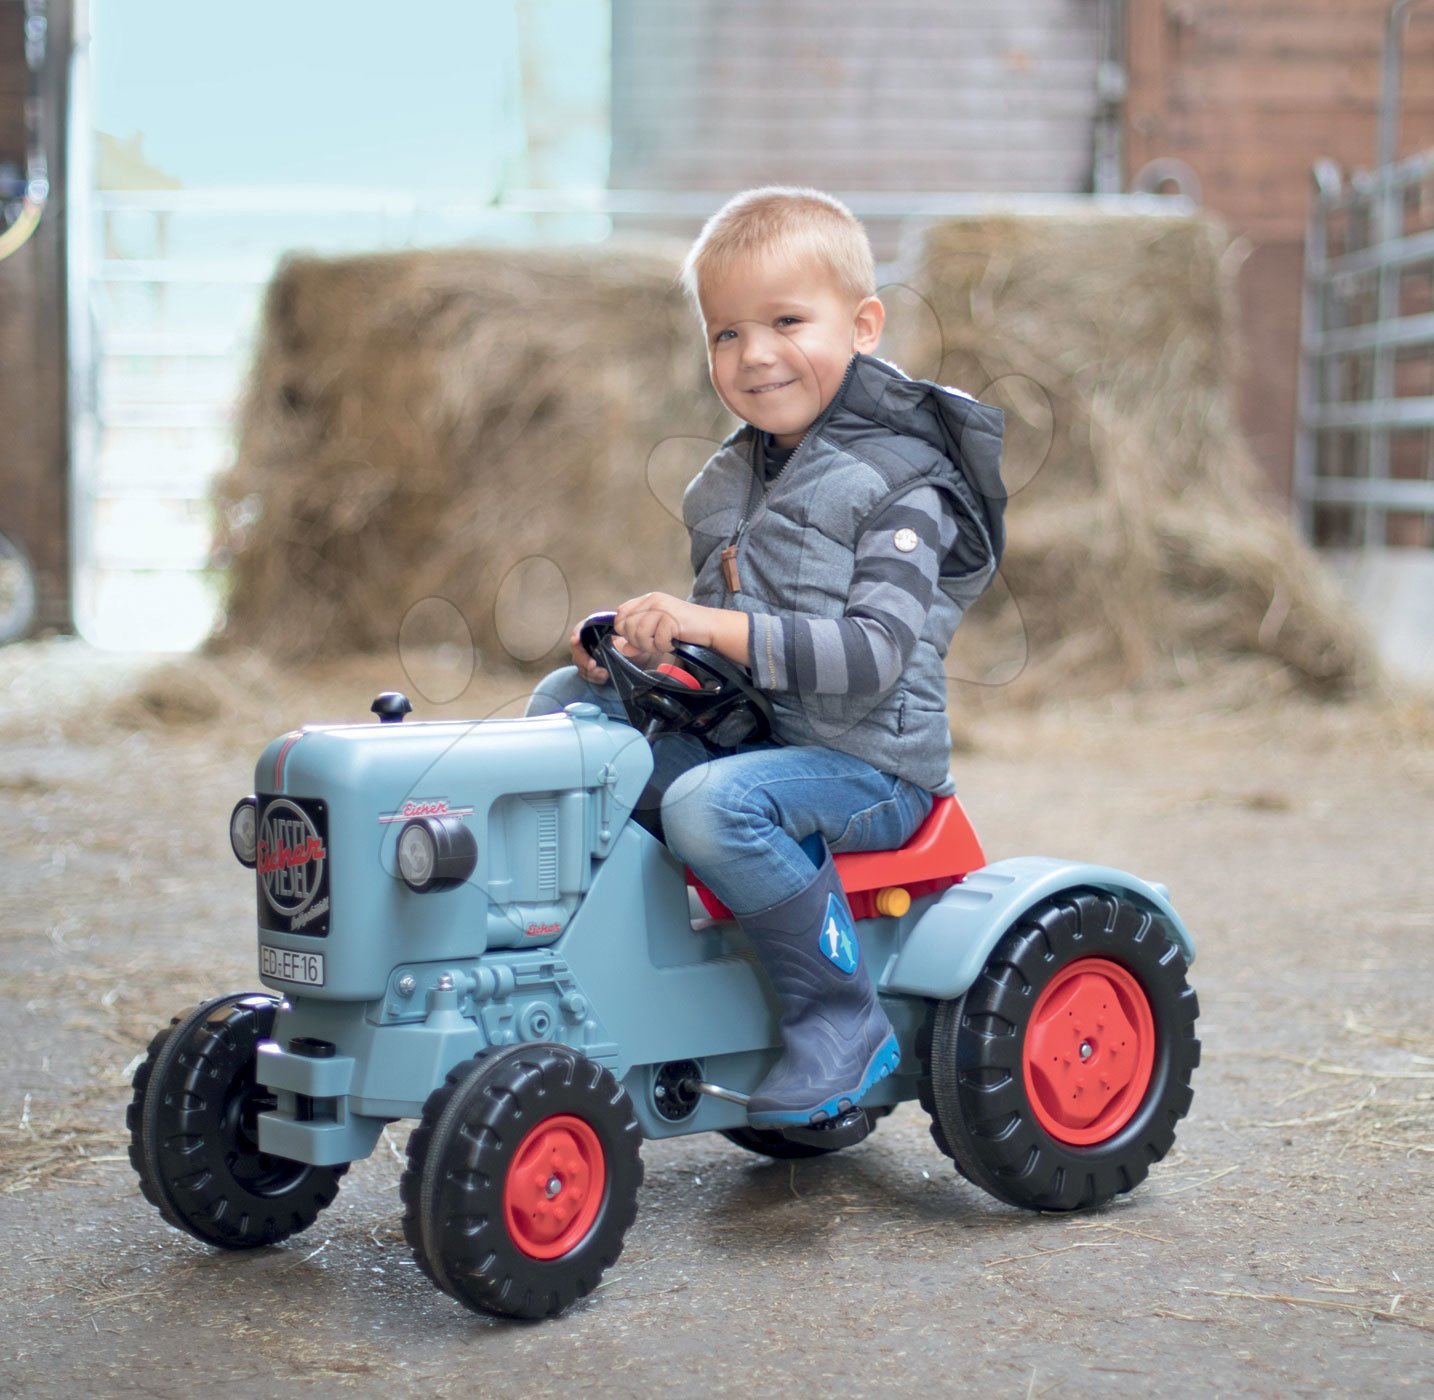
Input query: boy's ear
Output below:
<box><xmin>853</xmin><ymin>294</ymin><xmax>885</xmax><ymax>353</ymax></box>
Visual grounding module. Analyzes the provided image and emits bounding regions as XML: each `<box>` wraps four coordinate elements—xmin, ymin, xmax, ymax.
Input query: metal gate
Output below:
<box><xmin>1295</xmin><ymin>1</ymin><xmax>1434</xmax><ymax>552</ymax></box>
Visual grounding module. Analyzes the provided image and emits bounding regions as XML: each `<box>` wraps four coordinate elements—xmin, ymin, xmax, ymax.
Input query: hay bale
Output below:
<box><xmin>214</xmin><ymin>245</ymin><xmax>724</xmax><ymax>667</ymax></box>
<box><xmin>101</xmin><ymin>649</ymin><xmax>282</xmax><ymax>732</ymax></box>
<box><xmin>216</xmin><ymin>220</ymin><xmax>1372</xmax><ymax>703</ymax></box>
<box><xmin>900</xmin><ymin>214</ymin><xmax>1373</xmax><ymax>697</ymax></box>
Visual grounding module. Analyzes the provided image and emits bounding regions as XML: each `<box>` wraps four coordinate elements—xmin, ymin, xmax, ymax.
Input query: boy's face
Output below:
<box><xmin>699</xmin><ymin>250</ymin><xmax>885</xmax><ymax>449</ymax></box>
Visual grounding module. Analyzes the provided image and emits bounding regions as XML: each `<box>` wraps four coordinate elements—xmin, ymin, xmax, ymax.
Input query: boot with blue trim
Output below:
<box><xmin>740</xmin><ymin>846</ymin><xmax>901</xmax><ymax>1129</ymax></box>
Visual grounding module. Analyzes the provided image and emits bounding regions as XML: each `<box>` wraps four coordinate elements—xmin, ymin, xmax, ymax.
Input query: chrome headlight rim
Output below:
<box><xmin>397</xmin><ymin>815</ymin><xmax>477</xmax><ymax>892</ymax></box>
<box><xmin>397</xmin><ymin>821</ymin><xmax>438</xmax><ymax>890</ymax></box>
<box><xmin>230</xmin><ymin>795</ymin><xmax>258</xmax><ymax>868</ymax></box>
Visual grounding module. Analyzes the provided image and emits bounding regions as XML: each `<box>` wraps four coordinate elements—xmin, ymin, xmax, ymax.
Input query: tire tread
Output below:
<box><xmin>919</xmin><ymin>891</ymin><xmax>1200</xmax><ymax>1212</ymax></box>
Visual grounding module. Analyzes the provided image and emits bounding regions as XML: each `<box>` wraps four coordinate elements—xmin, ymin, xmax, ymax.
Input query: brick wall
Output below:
<box><xmin>0</xmin><ymin>0</ymin><xmax>70</xmax><ymax>633</ymax></box>
<box><xmin>0</xmin><ymin>7</ymin><xmax>24</xmax><ymax>161</ymax></box>
<box><xmin>1126</xmin><ymin>0</ymin><xmax>1434</xmax><ymax>501</ymax></box>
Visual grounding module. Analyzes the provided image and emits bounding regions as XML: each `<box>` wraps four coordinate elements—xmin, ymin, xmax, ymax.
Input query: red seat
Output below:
<box><xmin>687</xmin><ymin>795</ymin><xmax>985</xmax><ymax>922</ymax></box>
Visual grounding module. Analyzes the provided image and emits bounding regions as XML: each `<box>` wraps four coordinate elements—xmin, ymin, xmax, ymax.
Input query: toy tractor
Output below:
<box><xmin>128</xmin><ymin>616</ymin><xmax>1200</xmax><ymax>1321</ymax></box>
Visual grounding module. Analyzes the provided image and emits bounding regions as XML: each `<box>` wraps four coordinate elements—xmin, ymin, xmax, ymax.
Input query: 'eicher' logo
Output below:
<box><xmin>377</xmin><ymin>797</ymin><xmax>475</xmax><ymax>825</ymax></box>
<box><xmin>257</xmin><ymin>796</ymin><xmax>331</xmax><ymax>935</ymax></box>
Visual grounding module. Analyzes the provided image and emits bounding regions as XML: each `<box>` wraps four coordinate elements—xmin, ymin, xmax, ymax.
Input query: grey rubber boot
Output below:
<box><xmin>739</xmin><ymin>849</ymin><xmax>901</xmax><ymax>1128</ymax></box>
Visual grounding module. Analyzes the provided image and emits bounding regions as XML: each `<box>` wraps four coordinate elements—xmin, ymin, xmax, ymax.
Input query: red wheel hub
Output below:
<box><xmin>503</xmin><ymin>1114</ymin><xmax>607</xmax><ymax>1260</ymax></box>
<box><xmin>1022</xmin><ymin>957</ymin><xmax>1156</xmax><ymax>1146</ymax></box>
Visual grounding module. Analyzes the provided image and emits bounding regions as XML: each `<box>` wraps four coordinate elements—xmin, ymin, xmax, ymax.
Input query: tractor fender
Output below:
<box><xmin>882</xmin><ymin>856</ymin><xmax>1197</xmax><ymax>1001</ymax></box>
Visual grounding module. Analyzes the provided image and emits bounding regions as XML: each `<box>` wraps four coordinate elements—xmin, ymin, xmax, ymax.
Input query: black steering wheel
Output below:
<box><xmin>577</xmin><ymin>611</ymin><xmax>776</xmax><ymax>748</ymax></box>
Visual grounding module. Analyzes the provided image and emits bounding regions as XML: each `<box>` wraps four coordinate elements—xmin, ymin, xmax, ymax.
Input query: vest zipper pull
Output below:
<box><xmin>721</xmin><ymin>543</ymin><xmax>741</xmax><ymax>593</ymax></box>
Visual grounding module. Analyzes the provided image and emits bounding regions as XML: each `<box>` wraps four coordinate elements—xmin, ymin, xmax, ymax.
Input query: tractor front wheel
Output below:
<box><xmin>922</xmin><ymin>890</ymin><xmax>1200</xmax><ymax>1212</ymax></box>
<box><xmin>127</xmin><ymin>993</ymin><xmax>347</xmax><ymax>1248</ymax></box>
<box><xmin>401</xmin><ymin>1043</ymin><xmax>643</xmax><ymax>1320</ymax></box>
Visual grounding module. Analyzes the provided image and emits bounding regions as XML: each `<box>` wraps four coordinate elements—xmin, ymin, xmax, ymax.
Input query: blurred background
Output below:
<box><xmin>2</xmin><ymin>0</ymin><xmax>1432</xmax><ymax>690</ymax></box>
<box><xmin>6</xmin><ymin>11</ymin><xmax>1434</xmax><ymax>1385</ymax></box>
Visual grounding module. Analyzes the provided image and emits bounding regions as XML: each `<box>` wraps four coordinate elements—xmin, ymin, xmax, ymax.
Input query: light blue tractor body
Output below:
<box><xmin>248</xmin><ymin>701</ymin><xmax>1196</xmax><ymax>1167</ymax></box>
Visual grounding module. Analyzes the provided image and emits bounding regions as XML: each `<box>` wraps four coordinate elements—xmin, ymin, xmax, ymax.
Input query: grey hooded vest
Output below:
<box><xmin>684</xmin><ymin>353</ymin><xmax>1006</xmax><ymax>794</ymax></box>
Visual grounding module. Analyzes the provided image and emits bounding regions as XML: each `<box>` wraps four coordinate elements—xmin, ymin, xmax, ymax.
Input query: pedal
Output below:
<box><xmin>683</xmin><ymin>1077</ymin><xmax>750</xmax><ymax>1108</ymax></box>
<box><xmin>780</xmin><ymin>1107</ymin><xmax>874</xmax><ymax>1151</ymax></box>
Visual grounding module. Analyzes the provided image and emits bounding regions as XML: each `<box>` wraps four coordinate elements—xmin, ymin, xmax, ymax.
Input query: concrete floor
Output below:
<box><xmin>1</xmin><ymin>646</ymin><xmax>1431</xmax><ymax>1397</ymax></box>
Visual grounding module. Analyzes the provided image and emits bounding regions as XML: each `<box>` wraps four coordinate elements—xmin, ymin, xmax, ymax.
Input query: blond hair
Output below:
<box><xmin>679</xmin><ymin>186</ymin><xmax>876</xmax><ymax>317</ymax></box>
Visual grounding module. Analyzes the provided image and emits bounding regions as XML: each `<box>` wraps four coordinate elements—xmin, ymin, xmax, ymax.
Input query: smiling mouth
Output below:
<box><xmin>747</xmin><ymin>379</ymin><xmax>798</xmax><ymax>395</ymax></box>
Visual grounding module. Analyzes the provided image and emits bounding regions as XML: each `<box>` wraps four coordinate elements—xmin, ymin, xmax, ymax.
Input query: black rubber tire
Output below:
<box><xmin>127</xmin><ymin>994</ymin><xmax>347</xmax><ymax>1248</ymax></box>
<box><xmin>923</xmin><ymin>890</ymin><xmax>1200</xmax><ymax>1212</ymax></box>
<box><xmin>401</xmin><ymin>1043</ymin><xmax>643</xmax><ymax>1320</ymax></box>
<box><xmin>721</xmin><ymin>1105</ymin><xmax>894</xmax><ymax>1160</ymax></box>
<box><xmin>914</xmin><ymin>1010</ymin><xmax>957</xmax><ymax>1163</ymax></box>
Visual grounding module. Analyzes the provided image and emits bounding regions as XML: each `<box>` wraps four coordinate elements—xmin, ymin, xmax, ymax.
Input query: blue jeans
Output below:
<box><xmin>526</xmin><ymin>666</ymin><xmax>934</xmax><ymax>917</ymax></box>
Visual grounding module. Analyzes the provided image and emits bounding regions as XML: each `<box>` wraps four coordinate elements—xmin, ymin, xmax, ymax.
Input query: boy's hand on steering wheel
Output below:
<box><xmin>613</xmin><ymin>592</ymin><xmax>709</xmax><ymax>659</ymax></box>
<box><xmin>570</xmin><ymin>617</ymin><xmax>664</xmax><ymax>683</ymax></box>
<box><xmin>569</xmin><ymin>625</ymin><xmax>610</xmax><ymax>684</ymax></box>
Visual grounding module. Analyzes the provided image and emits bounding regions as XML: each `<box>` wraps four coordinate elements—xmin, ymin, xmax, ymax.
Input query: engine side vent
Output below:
<box><xmin>533</xmin><ymin>799</ymin><xmax>559</xmax><ymax>899</ymax></box>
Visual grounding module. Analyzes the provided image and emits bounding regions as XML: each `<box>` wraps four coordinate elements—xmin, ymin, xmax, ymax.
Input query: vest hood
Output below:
<box><xmin>833</xmin><ymin>354</ymin><xmax>1007</xmax><ymax>568</ymax></box>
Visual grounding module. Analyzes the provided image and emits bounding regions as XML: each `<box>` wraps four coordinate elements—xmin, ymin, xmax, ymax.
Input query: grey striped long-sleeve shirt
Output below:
<box><xmin>747</xmin><ymin>484</ymin><xmax>958</xmax><ymax>699</ymax></box>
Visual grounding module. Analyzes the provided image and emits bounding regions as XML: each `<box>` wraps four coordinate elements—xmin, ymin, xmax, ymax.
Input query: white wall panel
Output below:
<box><xmin>611</xmin><ymin>0</ymin><xmax>1105</xmax><ymax>195</ymax></box>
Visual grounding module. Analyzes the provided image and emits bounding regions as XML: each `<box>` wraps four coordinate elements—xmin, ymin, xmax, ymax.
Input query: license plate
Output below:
<box><xmin>260</xmin><ymin>944</ymin><xmax>325</xmax><ymax>987</ymax></box>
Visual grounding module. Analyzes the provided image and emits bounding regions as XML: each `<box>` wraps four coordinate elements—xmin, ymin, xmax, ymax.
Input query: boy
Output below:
<box><xmin>528</xmin><ymin>187</ymin><xmax>1004</xmax><ymax>1129</ymax></box>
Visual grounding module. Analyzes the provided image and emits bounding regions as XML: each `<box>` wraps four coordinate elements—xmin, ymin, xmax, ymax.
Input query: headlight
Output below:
<box><xmin>230</xmin><ymin>796</ymin><xmax>258</xmax><ymax>867</ymax></box>
<box><xmin>397</xmin><ymin>815</ymin><xmax>477</xmax><ymax>892</ymax></box>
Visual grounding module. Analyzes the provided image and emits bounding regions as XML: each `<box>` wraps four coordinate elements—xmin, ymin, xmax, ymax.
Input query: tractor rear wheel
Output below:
<box><xmin>402</xmin><ymin>1043</ymin><xmax>643</xmax><ymax>1320</ymax></box>
<box><xmin>922</xmin><ymin>890</ymin><xmax>1199</xmax><ymax>1212</ymax></box>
